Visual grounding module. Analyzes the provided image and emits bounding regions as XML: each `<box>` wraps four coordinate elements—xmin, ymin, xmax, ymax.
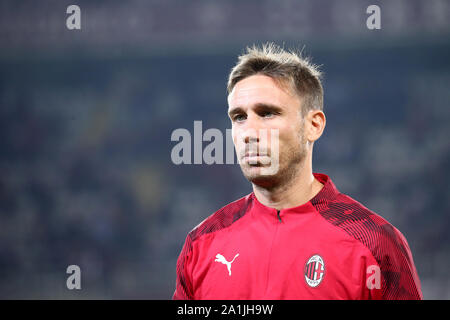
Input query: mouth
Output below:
<box><xmin>243</xmin><ymin>152</ymin><xmax>269</xmax><ymax>159</ymax></box>
<box><xmin>244</xmin><ymin>152</ymin><xmax>265</xmax><ymax>157</ymax></box>
<box><xmin>241</xmin><ymin>152</ymin><xmax>272</xmax><ymax>167</ymax></box>
<box><xmin>239</xmin><ymin>143</ymin><xmax>271</xmax><ymax>165</ymax></box>
<box><xmin>242</xmin><ymin>146</ymin><xmax>270</xmax><ymax>158</ymax></box>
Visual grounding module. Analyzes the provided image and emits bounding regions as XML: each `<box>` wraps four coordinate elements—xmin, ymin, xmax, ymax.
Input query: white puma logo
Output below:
<box><xmin>214</xmin><ymin>253</ymin><xmax>239</xmax><ymax>276</ymax></box>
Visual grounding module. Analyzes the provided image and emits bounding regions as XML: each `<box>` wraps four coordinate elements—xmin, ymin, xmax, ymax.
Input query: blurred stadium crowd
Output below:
<box><xmin>0</xmin><ymin>0</ymin><xmax>449</xmax><ymax>299</ymax></box>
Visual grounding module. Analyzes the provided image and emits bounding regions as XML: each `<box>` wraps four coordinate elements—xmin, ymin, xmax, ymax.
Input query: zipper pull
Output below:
<box><xmin>277</xmin><ymin>210</ymin><xmax>282</xmax><ymax>223</ymax></box>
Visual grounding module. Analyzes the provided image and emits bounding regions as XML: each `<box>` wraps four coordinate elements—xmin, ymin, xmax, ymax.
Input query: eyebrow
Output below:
<box><xmin>228</xmin><ymin>103</ymin><xmax>284</xmax><ymax>118</ymax></box>
<box><xmin>228</xmin><ymin>107</ymin><xmax>243</xmax><ymax>118</ymax></box>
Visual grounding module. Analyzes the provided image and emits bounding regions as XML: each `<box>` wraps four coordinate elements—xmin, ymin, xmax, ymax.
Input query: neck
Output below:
<box><xmin>252</xmin><ymin>154</ymin><xmax>323</xmax><ymax>210</ymax></box>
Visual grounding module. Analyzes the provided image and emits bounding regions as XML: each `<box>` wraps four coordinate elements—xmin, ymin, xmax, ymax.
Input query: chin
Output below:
<box><xmin>242</xmin><ymin>166</ymin><xmax>280</xmax><ymax>187</ymax></box>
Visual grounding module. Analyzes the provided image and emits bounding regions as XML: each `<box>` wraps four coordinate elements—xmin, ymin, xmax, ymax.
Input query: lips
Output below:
<box><xmin>242</xmin><ymin>151</ymin><xmax>269</xmax><ymax>158</ymax></box>
<box><xmin>242</xmin><ymin>151</ymin><xmax>271</xmax><ymax>165</ymax></box>
<box><xmin>244</xmin><ymin>152</ymin><xmax>266</xmax><ymax>157</ymax></box>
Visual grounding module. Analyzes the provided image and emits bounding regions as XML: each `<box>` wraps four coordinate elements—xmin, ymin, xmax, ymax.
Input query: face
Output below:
<box><xmin>227</xmin><ymin>74</ymin><xmax>308</xmax><ymax>188</ymax></box>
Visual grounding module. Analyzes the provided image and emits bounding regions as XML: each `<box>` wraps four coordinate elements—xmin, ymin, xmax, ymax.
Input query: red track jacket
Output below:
<box><xmin>173</xmin><ymin>173</ymin><xmax>422</xmax><ymax>299</ymax></box>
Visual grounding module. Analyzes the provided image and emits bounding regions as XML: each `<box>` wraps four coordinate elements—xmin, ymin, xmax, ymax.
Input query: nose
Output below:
<box><xmin>240</xmin><ymin>113</ymin><xmax>262</xmax><ymax>144</ymax></box>
<box><xmin>244</xmin><ymin>133</ymin><xmax>259</xmax><ymax>144</ymax></box>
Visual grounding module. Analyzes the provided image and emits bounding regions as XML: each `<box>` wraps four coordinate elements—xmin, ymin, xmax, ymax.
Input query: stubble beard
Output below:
<box><xmin>240</xmin><ymin>133</ymin><xmax>308</xmax><ymax>191</ymax></box>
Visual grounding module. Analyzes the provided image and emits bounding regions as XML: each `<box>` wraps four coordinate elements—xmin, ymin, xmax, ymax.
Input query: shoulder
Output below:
<box><xmin>317</xmin><ymin>192</ymin><xmax>394</xmax><ymax>236</ymax></box>
<box><xmin>315</xmin><ymin>192</ymin><xmax>422</xmax><ymax>299</ymax></box>
<box><xmin>316</xmin><ymin>192</ymin><xmax>407</xmax><ymax>256</ymax></box>
<box><xmin>187</xmin><ymin>193</ymin><xmax>253</xmax><ymax>243</ymax></box>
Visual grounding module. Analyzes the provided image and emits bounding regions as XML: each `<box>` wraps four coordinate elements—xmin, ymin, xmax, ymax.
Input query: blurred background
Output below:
<box><xmin>0</xmin><ymin>0</ymin><xmax>449</xmax><ymax>299</ymax></box>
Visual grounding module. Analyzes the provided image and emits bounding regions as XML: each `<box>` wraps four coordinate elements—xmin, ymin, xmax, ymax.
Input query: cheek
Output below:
<box><xmin>277</xmin><ymin>126</ymin><xmax>296</xmax><ymax>143</ymax></box>
<box><xmin>231</xmin><ymin>127</ymin><xmax>242</xmax><ymax>151</ymax></box>
<box><xmin>273</xmin><ymin>116</ymin><xmax>302</xmax><ymax>141</ymax></box>
<box><xmin>288</xmin><ymin>118</ymin><xmax>306</xmax><ymax>142</ymax></box>
<box><xmin>231</xmin><ymin>127</ymin><xmax>239</xmax><ymax>144</ymax></box>
<box><xmin>278</xmin><ymin>127</ymin><xmax>304</xmax><ymax>152</ymax></box>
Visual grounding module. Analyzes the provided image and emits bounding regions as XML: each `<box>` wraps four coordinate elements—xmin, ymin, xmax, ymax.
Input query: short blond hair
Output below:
<box><xmin>227</xmin><ymin>43</ymin><xmax>323</xmax><ymax>115</ymax></box>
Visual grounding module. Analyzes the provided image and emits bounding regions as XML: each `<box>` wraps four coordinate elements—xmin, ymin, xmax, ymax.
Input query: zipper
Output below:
<box><xmin>265</xmin><ymin>209</ymin><xmax>282</xmax><ymax>296</ymax></box>
<box><xmin>277</xmin><ymin>210</ymin><xmax>282</xmax><ymax>223</ymax></box>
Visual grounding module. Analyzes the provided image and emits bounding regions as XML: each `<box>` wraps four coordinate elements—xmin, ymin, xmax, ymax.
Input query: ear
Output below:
<box><xmin>305</xmin><ymin>109</ymin><xmax>326</xmax><ymax>142</ymax></box>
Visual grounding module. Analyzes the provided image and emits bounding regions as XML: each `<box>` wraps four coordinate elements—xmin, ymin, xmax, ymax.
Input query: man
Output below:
<box><xmin>173</xmin><ymin>43</ymin><xmax>422</xmax><ymax>299</ymax></box>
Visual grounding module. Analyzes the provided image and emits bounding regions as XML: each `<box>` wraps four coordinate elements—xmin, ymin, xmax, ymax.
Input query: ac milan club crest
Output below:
<box><xmin>304</xmin><ymin>255</ymin><xmax>325</xmax><ymax>287</ymax></box>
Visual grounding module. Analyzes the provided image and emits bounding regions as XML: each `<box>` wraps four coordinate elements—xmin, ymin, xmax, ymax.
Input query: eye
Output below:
<box><xmin>233</xmin><ymin>114</ymin><xmax>246</xmax><ymax>122</ymax></box>
<box><xmin>261</xmin><ymin>110</ymin><xmax>276</xmax><ymax>118</ymax></box>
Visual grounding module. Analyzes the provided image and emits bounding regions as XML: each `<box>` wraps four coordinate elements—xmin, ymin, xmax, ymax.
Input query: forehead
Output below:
<box><xmin>227</xmin><ymin>74</ymin><xmax>299</xmax><ymax>109</ymax></box>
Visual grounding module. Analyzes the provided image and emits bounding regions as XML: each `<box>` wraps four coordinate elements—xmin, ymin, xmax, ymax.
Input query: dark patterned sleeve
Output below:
<box><xmin>315</xmin><ymin>194</ymin><xmax>423</xmax><ymax>300</ymax></box>
<box><xmin>173</xmin><ymin>235</ymin><xmax>194</xmax><ymax>300</ymax></box>
<box><xmin>378</xmin><ymin>225</ymin><xmax>423</xmax><ymax>300</ymax></box>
